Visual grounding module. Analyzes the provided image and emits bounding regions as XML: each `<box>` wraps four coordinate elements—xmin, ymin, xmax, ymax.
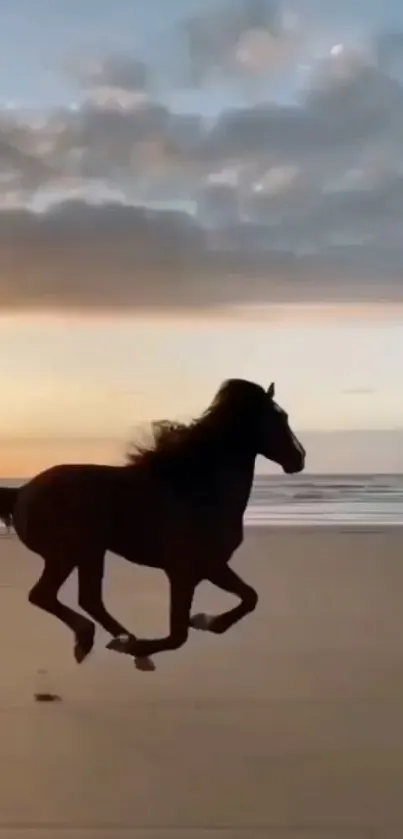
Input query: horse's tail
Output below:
<box><xmin>0</xmin><ymin>487</ymin><xmax>19</xmax><ymax>527</ymax></box>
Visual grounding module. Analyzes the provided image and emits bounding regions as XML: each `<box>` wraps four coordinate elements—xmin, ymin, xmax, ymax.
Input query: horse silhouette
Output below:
<box><xmin>0</xmin><ymin>379</ymin><xmax>305</xmax><ymax>668</ymax></box>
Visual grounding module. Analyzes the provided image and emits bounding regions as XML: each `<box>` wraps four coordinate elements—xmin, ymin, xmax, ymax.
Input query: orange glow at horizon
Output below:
<box><xmin>0</xmin><ymin>302</ymin><xmax>402</xmax><ymax>475</ymax></box>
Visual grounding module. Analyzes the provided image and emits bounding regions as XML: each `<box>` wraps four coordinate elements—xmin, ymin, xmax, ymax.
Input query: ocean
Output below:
<box><xmin>246</xmin><ymin>473</ymin><xmax>403</xmax><ymax>526</ymax></box>
<box><xmin>1</xmin><ymin>474</ymin><xmax>403</xmax><ymax>530</ymax></box>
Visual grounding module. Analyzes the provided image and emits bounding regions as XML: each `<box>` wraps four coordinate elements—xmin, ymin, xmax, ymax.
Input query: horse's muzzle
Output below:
<box><xmin>283</xmin><ymin>453</ymin><xmax>305</xmax><ymax>474</ymax></box>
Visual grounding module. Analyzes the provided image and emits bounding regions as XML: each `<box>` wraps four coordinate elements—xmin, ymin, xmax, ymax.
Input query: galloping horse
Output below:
<box><xmin>0</xmin><ymin>379</ymin><xmax>305</xmax><ymax>668</ymax></box>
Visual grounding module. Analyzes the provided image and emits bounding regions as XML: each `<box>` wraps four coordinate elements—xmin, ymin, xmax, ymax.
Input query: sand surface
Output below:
<box><xmin>0</xmin><ymin>527</ymin><xmax>403</xmax><ymax>838</ymax></box>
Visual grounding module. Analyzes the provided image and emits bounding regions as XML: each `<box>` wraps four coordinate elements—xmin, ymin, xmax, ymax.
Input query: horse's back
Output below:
<box><xmin>13</xmin><ymin>463</ymin><xmax>123</xmax><ymax>552</ymax></box>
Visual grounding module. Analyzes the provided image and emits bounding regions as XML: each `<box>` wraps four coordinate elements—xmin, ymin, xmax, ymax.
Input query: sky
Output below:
<box><xmin>1</xmin><ymin>0</ymin><xmax>403</xmax><ymax>474</ymax></box>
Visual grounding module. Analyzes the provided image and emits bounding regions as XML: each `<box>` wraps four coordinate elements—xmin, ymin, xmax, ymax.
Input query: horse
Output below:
<box><xmin>0</xmin><ymin>378</ymin><xmax>305</xmax><ymax>669</ymax></box>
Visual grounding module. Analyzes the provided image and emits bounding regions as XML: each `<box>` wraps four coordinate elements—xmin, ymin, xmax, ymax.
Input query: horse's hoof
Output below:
<box><xmin>134</xmin><ymin>656</ymin><xmax>156</xmax><ymax>672</ymax></box>
<box><xmin>106</xmin><ymin>633</ymin><xmax>136</xmax><ymax>655</ymax></box>
<box><xmin>74</xmin><ymin>623</ymin><xmax>96</xmax><ymax>663</ymax></box>
<box><xmin>189</xmin><ymin>613</ymin><xmax>214</xmax><ymax>631</ymax></box>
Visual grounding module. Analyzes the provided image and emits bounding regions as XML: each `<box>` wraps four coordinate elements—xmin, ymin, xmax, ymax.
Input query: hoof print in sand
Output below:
<box><xmin>34</xmin><ymin>693</ymin><xmax>62</xmax><ymax>702</ymax></box>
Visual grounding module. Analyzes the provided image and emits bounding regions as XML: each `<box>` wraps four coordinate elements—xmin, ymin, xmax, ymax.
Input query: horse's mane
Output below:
<box><xmin>125</xmin><ymin>378</ymin><xmax>265</xmax><ymax>489</ymax></box>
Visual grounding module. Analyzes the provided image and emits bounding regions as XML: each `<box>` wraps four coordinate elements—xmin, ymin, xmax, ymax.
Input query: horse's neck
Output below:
<box><xmin>217</xmin><ymin>451</ymin><xmax>256</xmax><ymax>519</ymax></box>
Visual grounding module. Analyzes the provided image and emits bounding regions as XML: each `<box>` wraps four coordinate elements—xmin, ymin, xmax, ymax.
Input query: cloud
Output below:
<box><xmin>376</xmin><ymin>30</ymin><xmax>403</xmax><ymax>73</ymax></box>
<box><xmin>71</xmin><ymin>53</ymin><xmax>150</xmax><ymax>93</ymax></box>
<box><xmin>0</xmin><ymin>4</ymin><xmax>402</xmax><ymax>311</ymax></box>
<box><xmin>204</xmin><ymin>51</ymin><xmax>403</xmax><ymax>162</ymax></box>
<box><xmin>0</xmin><ymin>125</ymin><xmax>61</xmax><ymax>195</ymax></box>
<box><xmin>305</xmin><ymin>53</ymin><xmax>403</xmax><ymax>146</ymax></box>
<box><xmin>25</xmin><ymin>45</ymin><xmax>403</xmax><ymax>191</ymax></box>
<box><xmin>0</xmin><ymin>200</ymin><xmax>260</xmax><ymax>311</ymax></box>
<box><xmin>6</xmin><ymin>56</ymin><xmax>402</xmax><ymax>212</ymax></box>
<box><xmin>0</xmin><ymin>198</ymin><xmax>402</xmax><ymax>313</ymax></box>
<box><xmin>180</xmin><ymin>0</ymin><xmax>304</xmax><ymax>85</ymax></box>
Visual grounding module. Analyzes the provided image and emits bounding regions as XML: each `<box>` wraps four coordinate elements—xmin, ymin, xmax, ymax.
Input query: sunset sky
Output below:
<box><xmin>1</xmin><ymin>0</ymin><xmax>403</xmax><ymax>475</ymax></box>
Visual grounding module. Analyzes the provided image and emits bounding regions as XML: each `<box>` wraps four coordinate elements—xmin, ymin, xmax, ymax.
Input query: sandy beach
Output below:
<box><xmin>0</xmin><ymin>527</ymin><xmax>403</xmax><ymax>838</ymax></box>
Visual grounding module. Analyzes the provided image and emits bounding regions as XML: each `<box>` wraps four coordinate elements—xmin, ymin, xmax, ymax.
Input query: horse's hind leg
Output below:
<box><xmin>28</xmin><ymin>554</ymin><xmax>96</xmax><ymax>663</ymax></box>
<box><xmin>77</xmin><ymin>553</ymin><xmax>134</xmax><ymax>640</ymax></box>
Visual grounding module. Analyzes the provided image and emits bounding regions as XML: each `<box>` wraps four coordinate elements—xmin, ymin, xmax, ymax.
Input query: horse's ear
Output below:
<box><xmin>267</xmin><ymin>382</ymin><xmax>275</xmax><ymax>398</ymax></box>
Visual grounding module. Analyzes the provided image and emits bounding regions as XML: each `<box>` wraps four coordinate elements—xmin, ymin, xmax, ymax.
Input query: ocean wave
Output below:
<box><xmin>247</xmin><ymin>474</ymin><xmax>403</xmax><ymax>525</ymax></box>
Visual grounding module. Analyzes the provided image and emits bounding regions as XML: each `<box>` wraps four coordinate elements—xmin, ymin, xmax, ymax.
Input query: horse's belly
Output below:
<box><xmin>107</xmin><ymin>486</ymin><xmax>183</xmax><ymax>568</ymax></box>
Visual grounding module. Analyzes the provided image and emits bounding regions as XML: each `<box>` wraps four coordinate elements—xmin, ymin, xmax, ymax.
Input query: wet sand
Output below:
<box><xmin>0</xmin><ymin>527</ymin><xmax>403</xmax><ymax>838</ymax></box>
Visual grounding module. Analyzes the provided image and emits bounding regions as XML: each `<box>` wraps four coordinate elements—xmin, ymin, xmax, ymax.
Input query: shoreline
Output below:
<box><xmin>244</xmin><ymin>522</ymin><xmax>403</xmax><ymax>533</ymax></box>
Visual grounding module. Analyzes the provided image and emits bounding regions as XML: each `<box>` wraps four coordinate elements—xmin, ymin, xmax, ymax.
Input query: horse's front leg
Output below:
<box><xmin>190</xmin><ymin>565</ymin><xmax>258</xmax><ymax>635</ymax></box>
<box><xmin>107</xmin><ymin>572</ymin><xmax>195</xmax><ymax>659</ymax></box>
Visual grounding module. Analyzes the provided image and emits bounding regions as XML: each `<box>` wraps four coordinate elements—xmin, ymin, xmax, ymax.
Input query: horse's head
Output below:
<box><xmin>208</xmin><ymin>378</ymin><xmax>305</xmax><ymax>474</ymax></box>
<box><xmin>127</xmin><ymin>378</ymin><xmax>305</xmax><ymax>480</ymax></box>
<box><xmin>260</xmin><ymin>382</ymin><xmax>305</xmax><ymax>474</ymax></box>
